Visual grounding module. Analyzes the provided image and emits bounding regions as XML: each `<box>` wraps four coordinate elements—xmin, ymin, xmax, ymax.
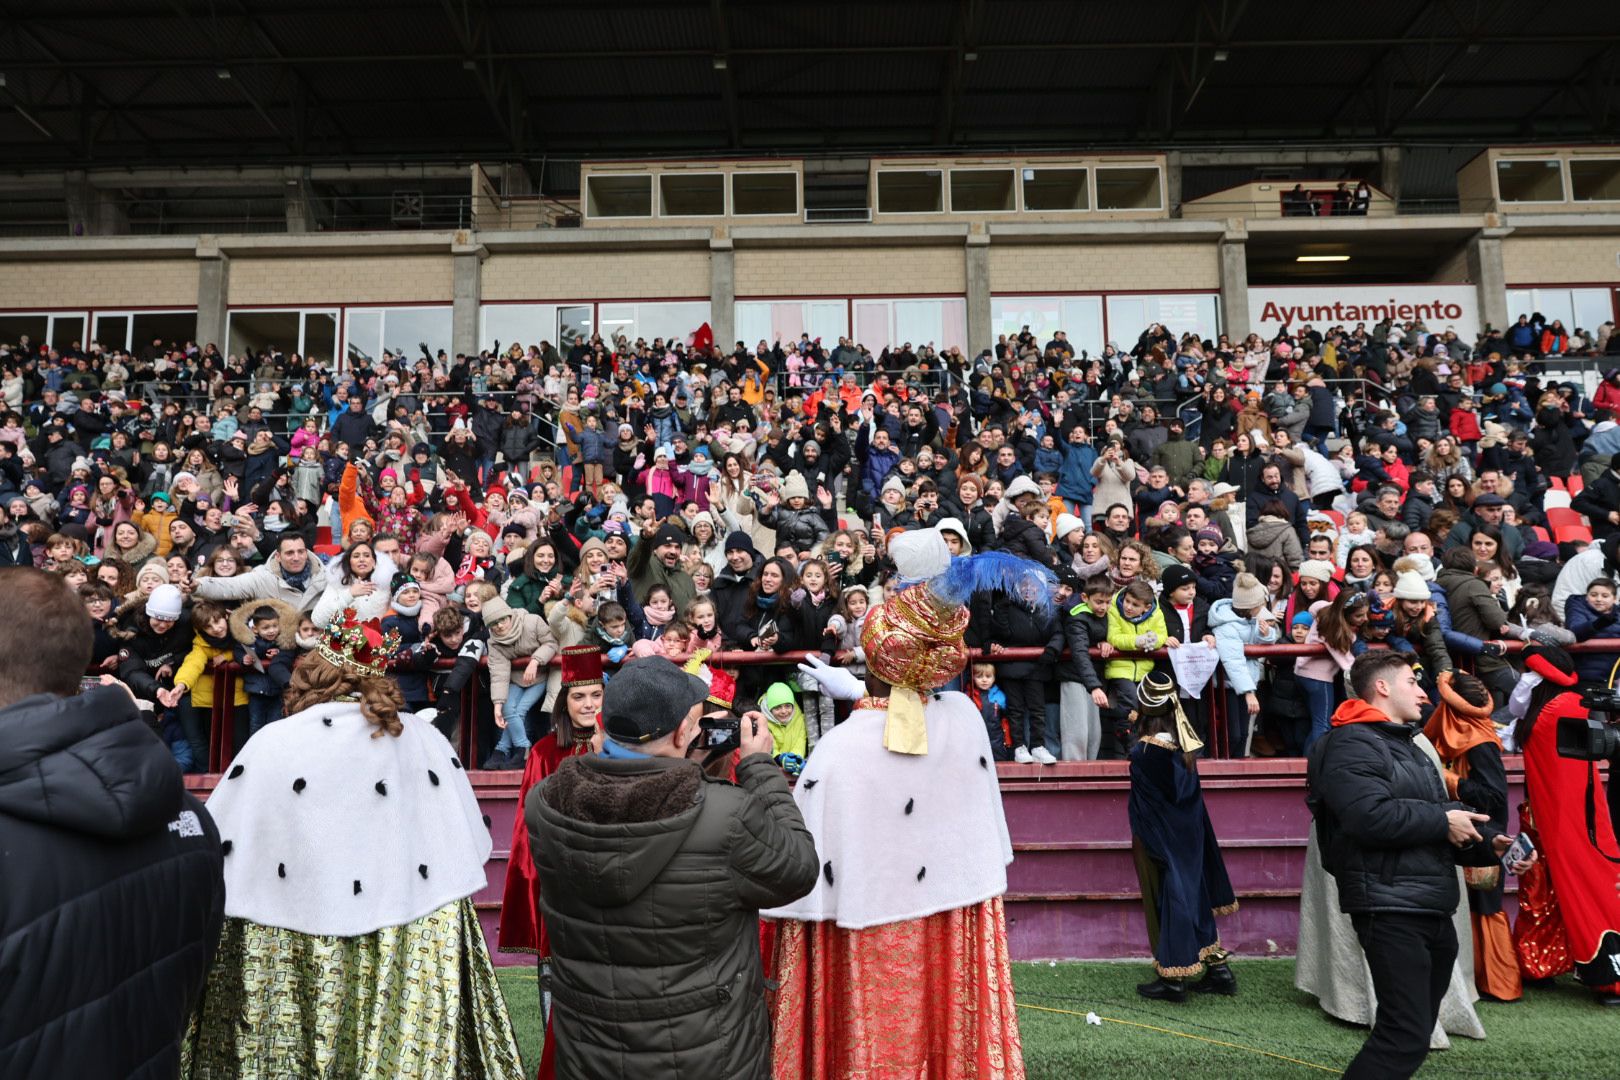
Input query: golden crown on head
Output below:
<box><xmin>315</xmin><ymin>608</ymin><xmax>404</xmax><ymax>678</ymax></box>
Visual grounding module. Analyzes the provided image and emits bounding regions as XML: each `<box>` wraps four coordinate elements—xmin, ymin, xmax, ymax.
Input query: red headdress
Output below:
<box><xmin>559</xmin><ymin>644</ymin><xmax>605</xmax><ymax>688</ymax></box>
<box><xmin>315</xmin><ymin>608</ymin><xmax>403</xmax><ymax>678</ymax></box>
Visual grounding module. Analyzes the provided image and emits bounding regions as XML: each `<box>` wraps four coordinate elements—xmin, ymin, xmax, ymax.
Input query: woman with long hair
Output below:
<box><xmin>1469</xmin><ymin>524</ymin><xmax>1520</xmax><ymax>608</ymax></box>
<box><xmin>497</xmin><ymin>646</ymin><xmax>605</xmax><ymax>1080</ymax></box>
<box><xmin>1294</xmin><ymin>590</ymin><xmax>1366</xmax><ymax>753</ymax></box>
<box><xmin>182</xmin><ymin>610</ymin><xmax>522</xmax><ymax>1077</ymax></box>
<box><xmin>311</xmin><ymin>540</ymin><xmax>399</xmax><ymax>625</ymax></box>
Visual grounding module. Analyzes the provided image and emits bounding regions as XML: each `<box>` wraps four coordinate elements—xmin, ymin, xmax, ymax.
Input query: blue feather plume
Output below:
<box><xmin>932</xmin><ymin>552</ymin><xmax>1057</xmax><ymax>610</ymax></box>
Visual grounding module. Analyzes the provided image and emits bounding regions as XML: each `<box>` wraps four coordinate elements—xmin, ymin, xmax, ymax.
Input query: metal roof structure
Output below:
<box><xmin>1</xmin><ymin>0</ymin><xmax>1616</xmax><ymax>173</ymax></box>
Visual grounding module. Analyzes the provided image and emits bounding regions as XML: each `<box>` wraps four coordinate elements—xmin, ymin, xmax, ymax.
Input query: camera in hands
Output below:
<box><xmin>1556</xmin><ymin>688</ymin><xmax>1620</xmax><ymax>762</ymax></box>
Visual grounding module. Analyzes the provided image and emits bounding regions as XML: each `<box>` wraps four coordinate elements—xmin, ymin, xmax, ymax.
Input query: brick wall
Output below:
<box><xmin>736</xmin><ymin>246</ymin><xmax>966</xmax><ymax>296</ymax></box>
<box><xmin>987</xmin><ymin>241</ymin><xmax>1220</xmax><ymax>293</ymax></box>
<box><xmin>1432</xmin><ymin>243</ymin><xmax>1474</xmax><ymax>283</ymax></box>
<box><xmin>228</xmin><ymin>255</ymin><xmax>453</xmax><ymax>305</ymax></box>
<box><xmin>1502</xmin><ymin>235</ymin><xmax>1620</xmax><ymax>284</ymax></box>
<box><xmin>0</xmin><ymin>258</ymin><xmax>199</xmax><ymax>309</ymax></box>
<box><xmin>482</xmin><ymin>251</ymin><xmax>711</xmax><ymax>300</ymax></box>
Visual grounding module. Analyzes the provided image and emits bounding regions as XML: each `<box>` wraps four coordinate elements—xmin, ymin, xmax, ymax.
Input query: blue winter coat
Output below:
<box><xmin>1055</xmin><ymin>440</ymin><xmax>1098</xmax><ymax>504</ymax></box>
<box><xmin>1209</xmin><ymin>598</ymin><xmax>1279</xmax><ymax>695</ymax></box>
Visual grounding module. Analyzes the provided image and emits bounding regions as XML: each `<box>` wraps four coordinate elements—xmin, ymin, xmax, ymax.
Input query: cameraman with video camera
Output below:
<box><xmin>526</xmin><ymin>657</ymin><xmax>818</xmax><ymax>1079</ymax></box>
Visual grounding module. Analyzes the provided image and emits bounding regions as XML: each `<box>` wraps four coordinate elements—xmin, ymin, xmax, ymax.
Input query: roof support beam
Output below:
<box><xmin>439</xmin><ymin>0</ymin><xmax>535</xmax><ymax>165</ymax></box>
<box><xmin>709</xmin><ymin>0</ymin><xmax>740</xmax><ymax>148</ymax></box>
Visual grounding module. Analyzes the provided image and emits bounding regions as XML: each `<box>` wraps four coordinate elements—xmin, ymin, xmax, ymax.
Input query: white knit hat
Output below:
<box><xmin>1053</xmin><ymin>512</ymin><xmax>1086</xmax><ymax>542</ymax></box>
<box><xmin>1393</xmin><ymin>571</ymin><xmax>1430</xmax><ymax>601</ymax></box>
<box><xmin>1296</xmin><ymin>559</ymin><xmax>1335</xmax><ymax>584</ymax></box>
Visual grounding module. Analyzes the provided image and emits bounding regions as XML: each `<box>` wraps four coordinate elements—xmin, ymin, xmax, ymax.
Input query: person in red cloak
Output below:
<box><xmin>1511</xmin><ymin>646</ymin><xmax>1620</xmax><ymax>1004</ymax></box>
<box><xmin>498</xmin><ymin>645</ymin><xmax>604</xmax><ymax>1079</ymax></box>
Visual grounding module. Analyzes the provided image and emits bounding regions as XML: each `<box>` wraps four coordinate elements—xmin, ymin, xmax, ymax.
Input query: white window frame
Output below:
<box><xmin>657</xmin><ymin>171</ymin><xmax>728</xmax><ymax>218</ymax></box>
<box><xmin>1019</xmin><ymin>166</ymin><xmax>1092</xmax><ymax>214</ymax></box>
<box><xmin>729</xmin><ymin>170</ymin><xmax>802</xmax><ymax>218</ymax></box>
<box><xmin>1093</xmin><ymin>164</ymin><xmax>1166</xmax><ymax>212</ymax></box>
<box><xmin>583</xmin><ymin>172</ymin><xmax>656</xmax><ymax>221</ymax></box>
<box><xmin>874</xmin><ymin>168</ymin><xmax>946</xmax><ymax>216</ymax></box>
<box><xmin>947</xmin><ymin>167</ymin><xmax>1019</xmax><ymax>214</ymax></box>
<box><xmin>344</xmin><ymin>306</ymin><xmax>453</xmax><ymax>371</ymax></box>
<box><xmin>1494</xmin><ymin>158</ymin><xmax>1568</xmax><ymax>205</ymax></box>
<box><xmin>0</xmin><ymin>310</ymin><xmax>89</xmax><ymax>351</ymax></box>
<box><xmin>90</xmin><ymin>309</ymin><xmax>197</xmax><ymax>352</ymax></box>
<box><xmin>1567</xmin><ymin>156</ymin><xmax>1620</xmax><ymax>203</ymax></box>
<box><xmin>226</xmin><ymin>307</ymin><xmax>341</xmax><ymax>359</ymax></box>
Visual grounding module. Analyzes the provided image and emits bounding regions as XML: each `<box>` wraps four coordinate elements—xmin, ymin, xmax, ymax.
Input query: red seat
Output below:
<box><xmin>1532</xmin><ymin>525</ymin><xmax>1551</xmax><ymax>542</ymax></box>
<box><xmin>1547</xmin><ymin>507</ymin><xmax>1586</xmax><ymax>530</ymax></box>
<box><xmin>1567</xmin><ymin>474</ymin><xmax>1584</xmax><ymax>496</ymax></box>
<box><xmin>315</xmin><ymin>525</ymin><xmax>333</xmax><ymax>546</ymax></box>
<box><xmin>1548</xmin><ymin>476</ymin><xmax>1566</xmax><ymax>491</ymax></box>
<box><xmin>314</xmin><ymin>543</ymin><xmax>342</xmax><ymax>558</ymax></box>
<box><xmin>1320</xmin><ymin>509</ymin><xmax>1345</xmax><ymax>528</ymax></box>
<box><xmin>1554</xmin><ymin>524</ymin><xmax>1593</xmax><ymax>544</ymax></box>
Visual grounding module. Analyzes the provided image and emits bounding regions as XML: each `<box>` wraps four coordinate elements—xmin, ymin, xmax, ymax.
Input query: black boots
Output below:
<box><xmin>1136</xmin><ymin>976</ymin><xmax>1186</xmax><ymax>1002</ymax></box>
<box><xmin>1191</xmin><ymin>962</ymin><xmax>1238</xmax><ymax>996</ymax></box>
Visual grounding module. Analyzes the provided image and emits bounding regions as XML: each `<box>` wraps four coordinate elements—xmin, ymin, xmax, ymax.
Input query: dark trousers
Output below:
<box><xmin>1345</xmin><ymin>912</ymin><xmax>1456</xmax><ymax>1080</ymax></box>
<box><xmin>1002</xmin><ymin>676</ymin><xmax>1046</xmax><ymax>749</ymax></box>
<box><xmin>1226</xmin><ymin>689</ymin><xmax>1253</xmax><ymax>758</ymax></box>
<box><xmin>247</xmin><ymin>693</ymin><xmax>282</xmax><ymax>735</ymax></box>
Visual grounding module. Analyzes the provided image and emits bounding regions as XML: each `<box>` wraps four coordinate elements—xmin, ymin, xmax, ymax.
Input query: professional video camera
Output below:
<box><xmin>1555</xmin><ymin>687</ymin><xmax>1620</xmax><ymax>761</ymax></box>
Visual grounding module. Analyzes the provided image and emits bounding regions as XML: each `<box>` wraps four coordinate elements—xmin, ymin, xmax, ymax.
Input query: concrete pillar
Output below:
<box><xmin>1377</xmin><ymin>146</ymin><xmax>1402</xmax><ymax>203</ymax></box>
<box><xmin>965</xmin><ymin>231</ymin><xmax>991</xmax><ymax>357</ymax></box>
<box><xmin>1218</xmin><ymin>229</ymin><xmax>1250</xmax><ymax>341</ymax></box>
<box><xmin>1467</xmin><ymin>232</ymin><xmax>1509</xmax><ymax>335</ymax></box>
<box><xmin>451</xmin><ymin>235</ymin><xmax>486</xmax><ymax>358</ymax></box>
<box><xmin>709</xmin><ymin>234</ymin><xmax>736</xmax><ymax>351</ymax></box>
<box><xmin>195</xmin><ymin>238</ymin><xmax>230</xmax><ymax>351</ymax></box>
<box><xmin>1165</xmin><ymin>150</ymin><xmax>1183</xmax><ymax>218</ymax></box>
<box><xmin>65</xmin><ymin>172</ymin><xmax>129</xmax><ymax>236</ymax></box>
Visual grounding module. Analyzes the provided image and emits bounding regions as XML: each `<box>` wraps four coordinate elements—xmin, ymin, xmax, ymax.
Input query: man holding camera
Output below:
<box><xmin>527</xmin><ymin>658</ymin><xmax>818</xmax><ymax>1079</ymax></box>
<box><xmin>1308</xmin><ymin>652</ymin><xmax>1533</xmax><ymax>1079</ymax></box>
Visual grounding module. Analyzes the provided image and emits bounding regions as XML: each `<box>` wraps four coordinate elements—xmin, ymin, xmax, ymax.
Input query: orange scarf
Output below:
<box><xmin>1330</xmin><ymin>698</ymin><xmax>1393</xmax><ymax>727</ymax></box>
<box><xmin>1423</xmin><ymin>676</ymin><xmax>1500</xmax><ymax>787</ymax></box>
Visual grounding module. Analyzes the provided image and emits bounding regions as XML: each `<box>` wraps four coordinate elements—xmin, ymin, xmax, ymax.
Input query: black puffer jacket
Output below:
<box><xmin>1306</xmin><ymin>718</ymin><xmax>1498</xmax><ymax>916</ymax></box>
<box><xmin>0</xmin><ymin>688</ymin><xmax>225</xmax><ymax>1079</ymax></box>
<box><xmin>530</xmin><ymin>752</ymin><xmax>818</xmax><ymax>1080</ymax></box>
<box><xmin>996</xmin><ymin>511</ymin><xmax>1056</xmax><ymax>567</ymax></box>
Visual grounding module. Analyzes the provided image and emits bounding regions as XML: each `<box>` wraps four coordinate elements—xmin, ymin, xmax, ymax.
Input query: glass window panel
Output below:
<box><xmin>659</xmin><ymin>174</ymin><xmax>724</xmax><ymax>217</ymax></box>
<box><xmin>1106</xmin><ymin>294</ymin><xmax>1220</xmax><ymax>348</ymax></box>
<box><xmin>130</xmin><ymin>312</ymin><xmax>197</xmax><ymax>354</ymax></box>
<box><xmin>732</xmin><ymin>172</ymin><xmax>797</xmax><ymax>215</ymax></box>
<box><xmin>992</xmin><ymin>296</ymin><xmax>1062</xmax><ymax>342</ymax></box>
<box><xmin>806</xmin><ymin>301</ymin><xmax>848</xmax><ymax>344</ymax></box>
<box><xmin>770</xmin><ymin>303</ymin><xmax>806</xmax><ymax>344</ymax></box>
<box><xmin>1496</xmin><ymin>159</ymin><xmax>1565</xmax><ymax>203</ymax></box>
<box><xmin>303</xmin><ymin>311</ymin><xmax>338</xmax><ymax>365</ymax></box>
<box><xmin>1022</xmin><ymin>168</ymin><xmax>1088</xmax><ymax>211</ymax></box>
<box><xmin>481</xmin><ymin>303</ymin><xmax>561</xmax><ymax>354</ymax></box>
<box><xmin>229</xmin><ymin>310</ymin><xmax>302</xmax><ymax>359</ymax></box>
<box><xmin>950</xmin><ymin>170</ymin><xmax>1015</xmax><ymax>212</ymax></box>
<box><xmin>1572</xmin><ymin>289</ymin><xmax>1613</xmax><ymax>335</ymax></box>
<box><xmin>876</xmin><ymin>171</ymin><xmax>943</xmax><ymax>214</ymax></box>
<box><xmin>597</xmin><ymin>303</ymin><xmax>637</xmax><ymax>345</ymax></box>
<box><xmin>1095</xmin><ymin>167</ymin><xmax>1163</xmax><ymax>210</ymax></box>
<box><xmin>92</xmin><ymin>314</ymin><xmax>130</xmax><ymax>352</ymax></box>
<box><xmin>633</xmin><ymin>302</ymin><xmax>710</xmax><ymax>346</ymax></box>
<box><xmin>346</xmin><ymin>310</ymin><xmax>382</xmax><ymax>367</ymax></box>
<box><xmin>1570</xmin><ymin>159</ymin><xmax>1620</xmax><ymax>202</ymax></box>
<box><xmin>557</xmin><ymin>305</ymin><xmax>593</xmax><ymax>349</ymax></box>
<box><xmin>0</xmin><ymin>315</ymin><xmax>49</xmax><ymax>352</ymax></box>
<box><xmin>586</xmin><ymin>174</ymin><xmax>653</xmax><ymax>217</ymax></box>
<box><xmin>49</xmin><ymin>314</ymin><xmax>86</xmax><ymax>353</ymax></box>
<box><xmin>379</xmin><ymin>307</ymin><xmax>452</xmax><ymax>363</ymax></box>
<box><xmin>1060</xmin><ymin>297</ymin><xmax>1106</xmax><ymax>358</ymax></box>
<box><xmin>853</xmin><ymin>301</ymin><xmax>892</xmax><ymax>353</ymax></box>
<box><xmin>893</xmin><ymin>300</ymin><xmax>944</xmax><ymax>350</ymax></box>
<box><xmin>734</xmin><ymin>302</ymin><xmax>772</xmax><ymax>347</ymax></box>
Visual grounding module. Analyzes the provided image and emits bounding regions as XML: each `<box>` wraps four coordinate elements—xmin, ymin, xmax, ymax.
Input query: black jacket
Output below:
<box><xmin>1306</xmin><ymin>719</ymin><xmax>1499</xmax><ymax>916</ymax></box>
<box><xmin>0</xmin><ymin>688</ymin><xmax>225</xmax><ymax>1079</ymax></box>
<box><xmin>996</xmin><ymin>512</ymin><xmax>1056</xmax><ymax>568</ymax></box>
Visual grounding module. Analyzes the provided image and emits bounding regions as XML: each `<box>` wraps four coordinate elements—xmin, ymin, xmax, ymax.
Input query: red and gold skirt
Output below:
<box><xmin>769</xmin><ymin>898</ymin><xmax>1025</xmax><ymax>1080</ymax></box>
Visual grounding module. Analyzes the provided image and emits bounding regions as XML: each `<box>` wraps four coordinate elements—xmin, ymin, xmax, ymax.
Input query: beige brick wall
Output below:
<box><xmin>988</xmin><ymin>241</ymin><xmax>1220</xmax><ymax>292</ymax></box>
<box><xmin>736</xmin><ymin>246</ymin><xmax>965</xmax><ymax>296</ymax></box>
<box><xmin>1432</xmin><ymin>243</ymin><xmax>1474</xmax><ymax>283</ymax></box>
<box><xmin>1502</xmin><ymin>235</ymin><xmax>1620</xmax><ymax>284</ymax></box>
<box><xmin>483</xmin><ymin>250</ymin><xmax>711</xmax><ymax>300</ymax></box>
<box><xmin>0</xmin><ymin>258</ymin><xmax>199</xmax><ymax>309</ymax></box>
<box><xmin>228</xmin><ymin>254</ymin><xmax>453</xmax><ymax>305</ymax></box>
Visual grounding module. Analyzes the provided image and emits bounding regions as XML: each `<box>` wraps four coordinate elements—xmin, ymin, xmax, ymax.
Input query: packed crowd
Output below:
<box><xmin>3</xmin><ymin>308</ymin><xmax>1620</xmax><ymax>771</ymax></box>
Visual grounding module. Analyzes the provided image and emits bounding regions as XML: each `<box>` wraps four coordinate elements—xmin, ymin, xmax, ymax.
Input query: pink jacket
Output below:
<box><xmin>1294</xmin><ymin>600</ymin><xmax>1355</xmax><ymax>683</ymax></box>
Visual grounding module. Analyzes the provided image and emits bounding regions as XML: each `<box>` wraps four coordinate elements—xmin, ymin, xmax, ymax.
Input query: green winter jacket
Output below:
<box><xmin>529</xmin><ymin>751</ymin><xmax>818</xmax><ymax>1080</ymax></box>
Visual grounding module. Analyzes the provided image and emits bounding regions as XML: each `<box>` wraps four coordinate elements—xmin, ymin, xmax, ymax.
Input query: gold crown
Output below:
<box><xmin>315</xmin><ymin>608</ymin><xmax>404</xmax><ymax>678</ymax></box>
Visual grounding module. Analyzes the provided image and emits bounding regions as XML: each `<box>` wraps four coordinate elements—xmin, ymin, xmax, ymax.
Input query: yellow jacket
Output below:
<box><xmin>174</xmin><ymin>632</ymin><xmax>249</xmax><ymax>708</ymax></box>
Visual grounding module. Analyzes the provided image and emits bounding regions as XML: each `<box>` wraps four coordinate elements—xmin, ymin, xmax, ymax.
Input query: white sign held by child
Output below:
<box><xmin>1168</xmin><ymin>643</ymin><xmax>1220</xmax><ymax>698</ymax></box>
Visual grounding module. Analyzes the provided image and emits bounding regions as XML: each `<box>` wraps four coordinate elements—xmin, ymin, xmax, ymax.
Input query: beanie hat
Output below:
<box><xmin>149</xmin><ymin>490</ymin><xmax>172</xmax><ymax>507</ymax></box>
<box><xmin>1394</xmin><ymin>555</ymin><xmax>1437</xmax><ymax>583</ymax></box>
<box><xmin>881</xmin><ymin>475</ymin><xmax>908</xmax><ymax>500</ymax></box>
<box><xmin>135</xmin><ymin>559</ymin><xmax>171</xmax><ymax>588</ymax></box>
<box><xmin>1297</xmin><ymin>559</ymin><xmax>1335</xmax><ymax>584</ymax></box>
<box><xmin>485</xmin><ymin>485</ymin><xmax>507</xmax><ymax>502</ymax></box>
<box><xmin>1003</xmin><ymin>475</ymin><xmax>1041</xmax><ymax>503</ymax></box>
<box><xmin>1160</xmin><ymin>564</ymin><xmax>1197</xmax><ymax>596</ymax></box>
<box><xmin>724</xmin><ymin>530</ymin><xmax>757</xmax><ymax>556</ymax></box>
<box><xmin>390</xmin><ymin>573</ymin><xmax>421</xmax><ymax>603</ymax></box>
<box><xmin>1053</xmin><ymin>512</ymin><xmax>1085</xmax><ymax>542</ymax></box>
<box><xmin>1393</xmin><ymin>570</ymin><xmax>1430</xmax><ymax>601</ymax></box>
<box><xmin>1366</xmin><ymin>594</ymin><xmax>1395</xmax><ymax>628</ymax></box>
<box><xmin>1196</xmin><ymin>526</ymin><xmax>1225</xmax><ymax>547</ymax></box>
<box><xmin>500</xmin><ymin>522</ymin><xmax>527</xmax><ymax>540</ymax></box>
<box><xmin>145</xmin><ymin>583</ymin><xmax>184</xmax><ymax>621</ymax></box>
<box><xmin>1231</xmin><ymin>573</ymin><xmax>1268</xmax><ymax>611</ymax></box>
<box><xmin>1292</xmin><ymin>611</ymin><xmax>1315</xmax><ymax>628</ymax></box>
<box><xmin>478</xmin><ymin>596</ymin><xmax>515</xmax><ymax>628</ymax></box>
<box><xmin>781</xmin><ymin>471</ymin><xmax>810</xmax><ymax>502</ymax></box>
<box><xmin>379</xmin><ymin>467</ymin><xmax>398</xmax><ymax>485</ymax></box>
<box><xmin>411</xmin><ymin>442</ymin><xmax>432</xmax><ymax>458</ymax></box>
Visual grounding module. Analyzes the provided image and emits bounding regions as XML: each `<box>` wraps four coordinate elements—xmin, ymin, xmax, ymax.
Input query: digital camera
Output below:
<box><xmin>1556</xmin><ymin>688</ymin><xmax>1620</xmax><ymax>762</ymax></box>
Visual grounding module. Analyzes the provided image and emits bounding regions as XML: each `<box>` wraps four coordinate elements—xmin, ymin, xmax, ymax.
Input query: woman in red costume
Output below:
<box><xmin>1423</xmin><ymin>672</ymin><xmax>1520</xmax><ymax>1000</ymax></box>
<box><xmin>1511</xmin><ymin>646</ymin><xmax>1620</xmax><ymax>1004</ymax></box>
<box><xmin>498</xmin><ymin>645</ymin><xmax>604</xmax><ymax>1079</ymax></box>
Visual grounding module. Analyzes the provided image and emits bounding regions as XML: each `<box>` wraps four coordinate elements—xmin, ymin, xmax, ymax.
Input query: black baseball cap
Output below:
<box><xmin>603</xmin><ymin>658</ymin><xmax>710</xmax><ymax>744</ymax></box>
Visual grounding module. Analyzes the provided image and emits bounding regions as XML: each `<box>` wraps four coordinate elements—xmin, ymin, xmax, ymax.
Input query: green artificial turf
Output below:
<box><xmin>496</xmin><ymin>959</ymin><xmax>1618</xmax><ymax>1078</ymax></box>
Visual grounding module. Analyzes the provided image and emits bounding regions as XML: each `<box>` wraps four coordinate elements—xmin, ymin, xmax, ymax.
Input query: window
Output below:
<box><xmin>0</xmin><ymin>311</ymin><xmax>86</xmax><ymax>354</ymax></box>
<box><xmin>585</xmin><ymin>174</ymin><xmax>653</xmax><ymax>218</ymax></box>
<box><xmin>950</xmin><ymin>169</ymin><xmax>1015</xmax><ymax>212</ymax></box>
<box><xmin>850</xmin><ymin>297</ymin><xmax>966</xmax><ymax>355</ymax></box>
<box><xmin>876</xmin><ymin>170</ymin><xmax>943</xmax><ymax>214</ymax></box>
<box><xmin>481</xmin><ymin>303</ymin><xmax>565</xmax><ymax>354</ymax></box>
<box><xmin>346</xmin><ymin>307</ymin><xmax>452</xmax><ymax>369</ymax></box>
<box><xmin>597</xmin><ymin>302</ymin><xmax>711</xmax><ymax>346</ymax></box>
<box><xmin>1104</xmin><ymin>294</ymin><xmax>1220</xmax><ymax>348</ymax></box>
<box><xmin>227</xmin><ymin>309</ymin><xmax>341</xmax><ymax>364</ymax></box>
<box><xmin>659</xmin><ymin>173</ymin><xmax>725</xmax><ymax>217</ymax></box>
<box><xmin>1095</xmin><ymin>166</ymin><xmax>1163</xmax><ymax>211</ymax></box>
<box><xmin>1496</xmin><ymin>159</ymin><xmax>1565</xmax><ymax>203</ymax></box>
<box><xmin>1506</xmin><ymin>288</ymin><xmax>1614</xmax><ymax>338</ymax></box>
<box><xmin>1570</xmin><ymin>158</ymin><xmax>1620</xmax><ymax>202</ymax></box>
<box><xmin>89</xmin><ymin>311</ymin><xmax>196</xmax><ymax>353</ymax></box>
<box><xmin>1021</xmin><ymin>168</ymin><xmax>1089</xmax><ymax>211</ymax></box>
<box><xmin>731</xmin><ymin>172</ymin><xmax>798</xmax><ymax>216</ymax></box>
<box><xmin>991</xmin><ymin>296</ymin><xmax>1105</xmax><ymax>357</ymax></box>
<box><xmin>92</xmin><ymin>314</ymin><xmax>129</xmax><ymax>352</ymax></box>
<box><xmin>734</xmin><ymin>301</ymin><xmax>847</xmax><ymax>347</ymax></box>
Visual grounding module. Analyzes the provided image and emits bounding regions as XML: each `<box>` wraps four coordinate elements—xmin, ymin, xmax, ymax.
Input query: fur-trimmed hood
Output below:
<box><xmin>228</xmin><ymin>595</ymin><xmax>301</xmax><ymax>649</ymax></box>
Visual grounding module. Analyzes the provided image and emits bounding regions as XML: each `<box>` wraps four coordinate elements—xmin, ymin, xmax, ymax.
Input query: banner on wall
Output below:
<box><xmin>1248</xmin><ymin>285</ymin><xmax>1480</xmax><ymax>341</ymax></box>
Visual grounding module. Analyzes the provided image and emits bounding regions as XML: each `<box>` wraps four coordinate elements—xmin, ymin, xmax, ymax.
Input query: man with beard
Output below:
<box><xmin>628</xmin><ymin>520</ymin><xmax>696</xmax><ymax>612</ymax></box>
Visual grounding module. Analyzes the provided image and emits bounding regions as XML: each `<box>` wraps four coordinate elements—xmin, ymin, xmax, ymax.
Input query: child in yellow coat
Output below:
<box><xmin>158</xmin><ymin>599</ymin><xmax>250</xmax><ymax>769</ymax></box>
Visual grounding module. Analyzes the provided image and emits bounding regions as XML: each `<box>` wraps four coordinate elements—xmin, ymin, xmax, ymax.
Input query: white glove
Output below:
<box><xmin>796</xmin><ymin>654</ymin><xmax>865</xmax><ymax>702</ymax></box>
